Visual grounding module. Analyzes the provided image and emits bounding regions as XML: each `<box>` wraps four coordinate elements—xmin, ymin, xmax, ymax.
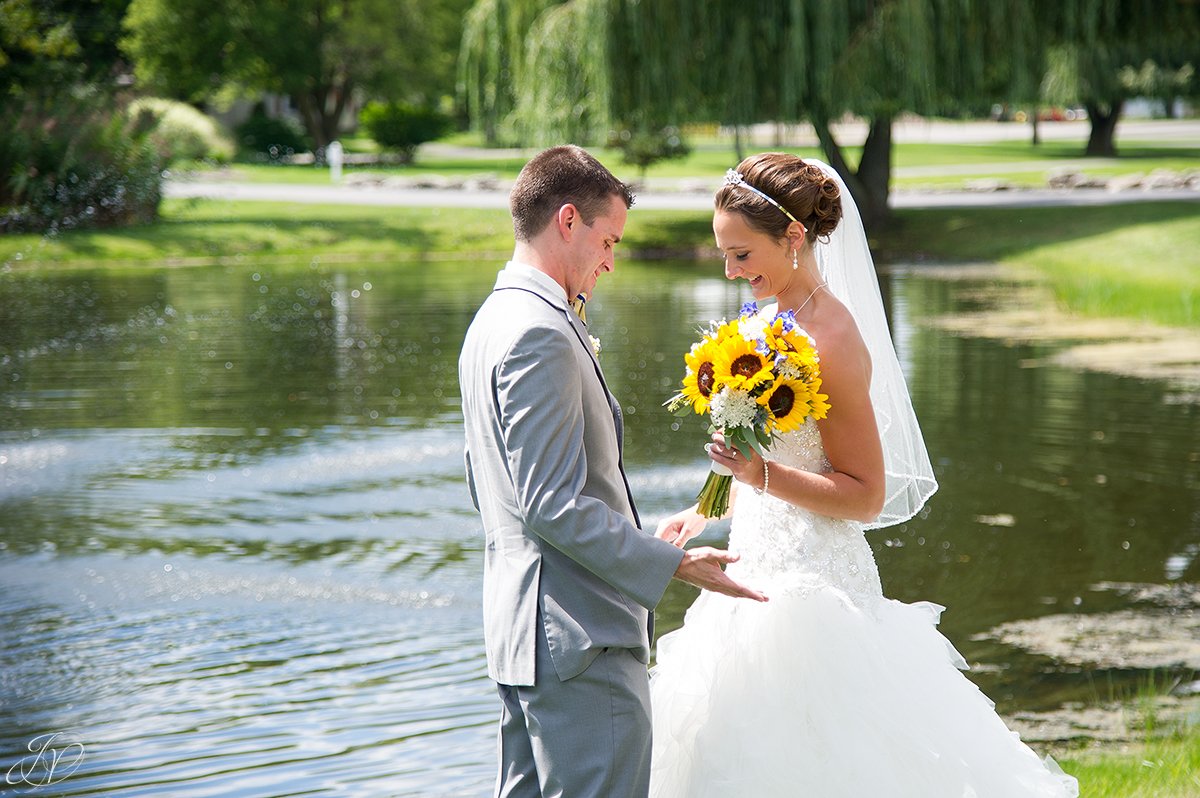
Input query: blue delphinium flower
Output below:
<box><xmin>739</xmin><ymin>301</ymin><xmax>759</xmax><ymax>318</ymax></box>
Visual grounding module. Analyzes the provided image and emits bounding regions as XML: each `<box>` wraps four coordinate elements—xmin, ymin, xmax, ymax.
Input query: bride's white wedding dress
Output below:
<box><xmin>649</xmin><ymin>420</ymin><xmax>1079</xmax><ymax>798</ymax></box>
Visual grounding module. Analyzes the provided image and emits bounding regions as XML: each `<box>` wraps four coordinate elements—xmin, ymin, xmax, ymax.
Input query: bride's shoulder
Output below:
<box><xmin>812</xmin><ymin>299</ymin><xmax>871</xmax><ymax>380</ymax></box>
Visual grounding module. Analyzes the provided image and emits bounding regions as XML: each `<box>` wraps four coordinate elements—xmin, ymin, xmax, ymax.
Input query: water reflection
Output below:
<box><xmin>1</xmin><ymin>259</ymin><xmax>1197</xmax><ymax>795</ymax></box>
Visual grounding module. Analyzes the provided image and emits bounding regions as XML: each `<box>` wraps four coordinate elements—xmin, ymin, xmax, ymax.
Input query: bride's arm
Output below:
<box><xmin>710</xmin><ymin>317</ymin><xmax>886</xmax><ymax>523</ymax></box>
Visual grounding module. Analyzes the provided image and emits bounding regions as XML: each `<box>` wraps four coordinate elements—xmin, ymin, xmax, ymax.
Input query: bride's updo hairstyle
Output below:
<box><xmin>715</xmin><ymin>153</ymin><xmax>842</xmax><ymax>244</ymax></box>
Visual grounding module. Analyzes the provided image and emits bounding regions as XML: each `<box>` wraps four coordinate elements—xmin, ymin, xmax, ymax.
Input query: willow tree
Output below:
<box><xmin>1040</xmin><ymin>0</ymin><xmax>1199</xmax><ymax>157</ymax></box>
<box><xmin>513</xmin><ymin>0</ymin><xmax>616</xmax><ymax>145</ymax></box>
<box><xmin>458</xmin><ymin>0</ymin><xmax>560</xmax><ymax>144</ymax></box>
<box><xmin>461</xmin><ymin>0</ymin><xmax>1042</xmax><ymax>230</ymax></box>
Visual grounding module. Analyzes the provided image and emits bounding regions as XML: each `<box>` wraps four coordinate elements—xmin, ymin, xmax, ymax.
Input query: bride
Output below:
<box><xmin>649</xmin><ymin>153</ymin><xmax>1079</xmax><ymax>797</ymax></box>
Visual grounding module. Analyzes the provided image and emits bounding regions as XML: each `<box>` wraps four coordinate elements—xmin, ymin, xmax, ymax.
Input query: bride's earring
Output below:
<box><xmin>792</xmin><ymin>249</ymin><xmax>798</xmax><ymax>270</ymax></box>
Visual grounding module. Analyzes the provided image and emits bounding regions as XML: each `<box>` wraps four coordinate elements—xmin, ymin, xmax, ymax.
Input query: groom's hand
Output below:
<box><xmin>673</xmin><ymin>548</ymin><xmax>768</xmax><ymax>602</ymax></box>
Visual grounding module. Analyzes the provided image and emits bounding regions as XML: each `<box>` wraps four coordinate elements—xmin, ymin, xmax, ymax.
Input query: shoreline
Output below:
<box><xmin>912</xmin><ymin>264</ymin><xmax>1200</xmax><ymax>392</ymax></box>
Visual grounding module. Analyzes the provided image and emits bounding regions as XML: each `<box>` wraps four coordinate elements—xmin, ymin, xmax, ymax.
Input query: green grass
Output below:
<box><xmin>1059</xmin><ymin>731</ymin><xmax>1200</xmax><ymax>797</ymax></box>
<box><xmin>184</xmin><ymin>138</ymin><xmax>1199</xmax><ymax>187</ymax></box>
<box><xmin>193</xmin><ymin>156</ymin><xmax>533</xmax><ymax>184</ymax></box>
<box><xmin>0</xmin><ymin>200</ymin><xmax>515</xmax><ymax>267</ymax></box>
<box><xmin>1058</xmin><ymin>673</ymin><xmax>1200</xmax><ymax>798</ymax></box>
<box><xmin>877</xmin><ymin>202</ymin><xmax>1200</xmax><ymax>327</ymax></box>
<box><xmin>5</xmin><ymin>198</ymin><xmax>1198</xmax><ymax>328</ymax></box>
<box><xmin>889</xmin><ymin>140</ymin><xmax>1198</xmax><ymax>168</ymax></box>
<box><xmin>0</xmin><ymin>199</ymin><xmax>716</xmax><ymax>268</ymax></box>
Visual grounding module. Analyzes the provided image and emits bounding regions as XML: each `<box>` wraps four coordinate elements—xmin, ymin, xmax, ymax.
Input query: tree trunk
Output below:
<box><xmin>1084</xmin><ymin>100</ymin><xmax>1123</xmax><ymax>157</ymax></box>
<box><xmin>295</xmin><ymin>85</ymin><xmax>352</xmax><ymax>157</ymax></box>
<box><xmin>296</xmin><ymin>93</ymin><xmax>326</xmax><ymax>152</ymax></box>
<box><xmin>856</xmin><ymin>115</ymin><xmax>893</xmax><ymax>231</ymax></box>
<box><xmin>811</xmin><ymin>114</ymin><xmax>892</xmax><ymax>233</ymax></box>
<box><xmin>1030</xmin><ymin>108</ymin><xmax>1040</xmax><ymax>147</ymax></box>
<box><xmin>328</xmin><ymin>79</ymin><xmax>351</xmax><ymax>145</ymax></box>
<box><xmin>733</xmin><ymin>124</ymin><xmax>745</xmax><ymax>164</ymax></box>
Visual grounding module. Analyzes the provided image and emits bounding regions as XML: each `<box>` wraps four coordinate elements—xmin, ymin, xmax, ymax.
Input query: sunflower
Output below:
<box><xmin>679</xmin><ymin>336</ymin><xmax>723</xmax><ymax>414</ymax></box>
<box><xmin>759</xmin><ymin>374</ymin><xmax>831</xmax><ymax>432</ymax></box>
<box><xmin>757</xmin><ymin>377</ymin><xmax>811</xmax><ymax>433</ymax></box>
<box><xmin>764</xmin><ymin>318</ymin><xmax>821</xmax><ymax>380</ymax></box>
<box><xmin>712</xmin><ymin>334</ymin><xmax>775</xmax><ymax>394</ymax></box>
<box><xmin>808</xmin><ymin>377</ymin><xmax>831</xmax><ymax>420</ymax></box>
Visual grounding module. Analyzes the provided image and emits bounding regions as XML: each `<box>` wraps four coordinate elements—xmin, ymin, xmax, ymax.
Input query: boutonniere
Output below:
<box><xmin>589</xmin><ymin>335</ymin><xmax>602</xmax><ymax>358</ymax></box>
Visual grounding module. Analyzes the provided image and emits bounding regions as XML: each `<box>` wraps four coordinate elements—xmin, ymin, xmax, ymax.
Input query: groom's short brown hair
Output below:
<box><xmin>509</xmin><ymin>145</ymin><xmax>634</xmax><ymax>242</ymax></box>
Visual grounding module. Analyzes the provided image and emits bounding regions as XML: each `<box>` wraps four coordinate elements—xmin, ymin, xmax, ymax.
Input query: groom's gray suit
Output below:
<box><xmin>460</xmin><ymin>261</ymin><xmax>686</xmax><ymax>797</ymax></box>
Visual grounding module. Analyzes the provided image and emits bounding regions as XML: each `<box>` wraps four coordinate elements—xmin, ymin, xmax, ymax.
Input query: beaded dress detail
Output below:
<box><xmin>648</xmin><ymin>423</ymin><xmax>1078</xmax><ymax>798</ymax></box>
<box><xmin>724</xmin><ymin>419</ymin><xmax>883</xmax><ymax>601</ymax></box>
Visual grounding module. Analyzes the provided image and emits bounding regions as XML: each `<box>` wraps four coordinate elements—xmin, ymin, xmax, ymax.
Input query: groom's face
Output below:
<box><xmin>565</xmin><ymin>194</ymin><xmax>627</xmax><ymax>299</ymax></box>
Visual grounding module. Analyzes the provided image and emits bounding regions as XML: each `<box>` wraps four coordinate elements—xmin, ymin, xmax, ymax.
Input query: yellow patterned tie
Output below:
<box><xmin>569</xmin><ymin>294</ymin><xmax>587</xmax><ymax>325</ymax></box>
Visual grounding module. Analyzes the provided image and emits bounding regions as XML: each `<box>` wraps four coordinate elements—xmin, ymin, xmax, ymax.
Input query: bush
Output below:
<box><xmin>0</xmin><ymin>94</ymin><xmax>164</xmax><ymax>234</ymax></box>
<box><xmin>234</xmin><ymin>108</ymin><xmax>311</xmax><ymax>160</ymax></box>
<box><xmin>608</xmin><ymin>125</ymin><xmax>691</xmax><ymax>179</ymax></box>
<box><xmin>359</xmin><ymin>102</ymin><xmax>452</xmax><ymax>164</ymax></box>
<box><xmin>128</xmin><ymin>98</ymin><xmax>236</xmax><ymax>164</ymax></box>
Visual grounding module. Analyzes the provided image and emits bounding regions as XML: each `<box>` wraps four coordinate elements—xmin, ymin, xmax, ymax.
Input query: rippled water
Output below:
<box><xmin>1</xmin><ymin>258</ymin><xmax>1197</xmax><ymax>796</ymax></box>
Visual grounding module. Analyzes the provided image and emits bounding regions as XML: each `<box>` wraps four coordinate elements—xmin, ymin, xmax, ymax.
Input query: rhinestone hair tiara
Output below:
<box><xmin>724</xmin><ymin>169</ymin><xmax>799</xmax><ymax>224</ymax></box>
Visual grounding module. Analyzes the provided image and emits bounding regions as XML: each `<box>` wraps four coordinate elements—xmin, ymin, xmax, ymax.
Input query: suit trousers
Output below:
<box><xmin>494</xmin><ymin>617</ymin><xmax>653</xmax><ymax>798</ymax></box>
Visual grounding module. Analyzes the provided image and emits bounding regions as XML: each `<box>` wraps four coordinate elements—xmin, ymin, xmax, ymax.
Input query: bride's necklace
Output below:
<box><xmin>793</xmin><ymin>282</ymin><xmax>826</xmax><ymax>314</ymax></box>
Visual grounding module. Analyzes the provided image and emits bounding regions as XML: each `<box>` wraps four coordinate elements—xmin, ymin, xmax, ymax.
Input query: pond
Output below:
<box><xmin>1</xmin><ymin>257</ymin><xmax>1197</xmax><ymax>796</ymax></box>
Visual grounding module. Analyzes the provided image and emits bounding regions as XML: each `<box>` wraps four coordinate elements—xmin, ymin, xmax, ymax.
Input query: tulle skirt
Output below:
<box><xmin>649</xmin><ymin>573</ymin><xmax>1078</xmax><ymax>798</ymax></box>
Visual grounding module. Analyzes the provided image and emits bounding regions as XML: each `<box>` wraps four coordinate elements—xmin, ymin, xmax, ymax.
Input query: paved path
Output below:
<box><xmin>169</xmin><ymin>117</ymin><xmax>1198</xmax><ymax>210</ymax></box>
<box><xmin>165</xmin><ymin>179</ymin><xmax>1199</xmax><ymax>211</ymax></box>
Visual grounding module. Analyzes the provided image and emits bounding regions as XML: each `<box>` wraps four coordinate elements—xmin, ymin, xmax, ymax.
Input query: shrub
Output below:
<box><xmin>0</xmin><ymin>94</ymin><xmax>164</xmax><ymax>234</ymax></box>
<box><xmin>609</xmin><ymin>125</ymin><xmax>691</xmax><ymax>179</ymax></box>
<box><xmin>359</xmin><ymin>102</ymin><xmax>452</xmax><ymax>164</ymax></box>
<box><xmin>128</xmin><ymin>98</ymin><xmax>236</xmax><ymax>164</ymax></box>
<box><xmin>234</xmin><ymin>108</ymin><xmax>311</xmax><ymax>160</ymax></box>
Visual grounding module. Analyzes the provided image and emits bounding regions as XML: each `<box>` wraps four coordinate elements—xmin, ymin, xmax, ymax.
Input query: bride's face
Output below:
<box><xmin>713</xmin><ymin>210</ymin><xmax>790</xmax><ymax>300</ymax></box>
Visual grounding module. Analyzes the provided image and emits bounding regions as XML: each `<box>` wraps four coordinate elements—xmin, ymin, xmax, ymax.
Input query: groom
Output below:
<box><xmin>459</xmin><ymin>145</ymin><xmax>766</xmax><ymax>798</ymax></box>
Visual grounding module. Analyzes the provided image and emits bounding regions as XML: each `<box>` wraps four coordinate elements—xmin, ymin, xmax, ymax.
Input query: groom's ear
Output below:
<box><xmin>556</xmin><ymin>203</ymin><xmax>579</xmax><ymax>241</ymax></box>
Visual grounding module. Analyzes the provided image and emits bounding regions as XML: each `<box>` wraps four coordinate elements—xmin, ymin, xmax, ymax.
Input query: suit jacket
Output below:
<box><xmin>459</xmin><ymin>262</ymin><xmax>685</xmax><ymax>685</ymax></box>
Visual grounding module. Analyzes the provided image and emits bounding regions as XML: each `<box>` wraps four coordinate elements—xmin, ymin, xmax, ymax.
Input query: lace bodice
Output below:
<box><xmin>726</xmin><ymin>420</ymin><xmax>884</xmax><ymax>602</ymax></box>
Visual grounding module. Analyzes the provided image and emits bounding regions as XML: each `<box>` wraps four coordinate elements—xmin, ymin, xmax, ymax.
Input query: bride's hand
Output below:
<box><xmin>708</xmin><ymin>433</ymin><xmax>765</xmax><ymax>489</ymax></box>
<box><xmin>656</xmin><ymin>505</ymin><xmax>707</xmax><ymax>548</ymax></box>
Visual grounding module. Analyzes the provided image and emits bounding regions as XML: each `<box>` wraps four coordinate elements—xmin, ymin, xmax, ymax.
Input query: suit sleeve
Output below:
<box><xmin>495</xmin><ymin>324</ymin><xmax>684</xmax><ymax>610</ymax></box>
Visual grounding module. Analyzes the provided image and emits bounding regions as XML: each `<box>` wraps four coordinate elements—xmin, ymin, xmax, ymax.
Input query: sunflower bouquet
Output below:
<box><xmin>665</xmin><ymin>302</ymin><xmax>831</xmax><ymax>518</ymax></box>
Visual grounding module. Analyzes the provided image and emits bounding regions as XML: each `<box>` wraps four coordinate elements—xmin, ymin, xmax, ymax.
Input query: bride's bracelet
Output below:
<box><xmin>754</xmin><ymin>459</ymin><xmax>770</xmax><ymax>496</ymax></box>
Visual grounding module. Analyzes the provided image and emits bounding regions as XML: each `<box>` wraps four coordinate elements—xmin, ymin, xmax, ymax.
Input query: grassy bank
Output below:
<box><xmin>879</xmin><ymin>202</ymin><xmax>1200</xmax><ymax>327</ymax></box>
<box><xmin>3</xmin><ymin>198</ymin><xmax>1197</xmax><ymax>328</ymax></box>
<box><xmin>0</xmin><ymin>199</ymin><xmax>710</xmax><ymax>268</ymax></box>
<box><xmin>0</xmin><ymin>200</ymin><xmax>516</xmax><ymax>268</ymax></box>
<box><xmin>1060</xmin><ymin>729</ymin><xmax>1200</xmax><ymax>797</ymax></box>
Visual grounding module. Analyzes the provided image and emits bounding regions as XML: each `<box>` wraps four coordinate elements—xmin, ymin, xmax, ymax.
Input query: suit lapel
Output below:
<box><xmin>493</xmin><ymin>282</ymin><xmax>642</xmax><ymax>529</ymax></box>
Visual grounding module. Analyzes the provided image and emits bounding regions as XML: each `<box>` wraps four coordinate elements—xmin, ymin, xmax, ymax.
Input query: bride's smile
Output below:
<box><xmin>714</xmin><ymin>209</ymin><xmax>812</xmax><ymax>305</ymax></box>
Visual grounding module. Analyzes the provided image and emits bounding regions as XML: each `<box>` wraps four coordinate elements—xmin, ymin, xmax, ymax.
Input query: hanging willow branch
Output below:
<box><xmin>458</xmin><ymin>0</ymin><xmax>559</xmax><ymax>144</ymax></box>
<box><xmin>513</xmin><ymin>0</ymin><xmax>614</xmax><ymax>145</ymax></box>
<box><xmin>459</xmin><ymin>0</ymin><xmax>1198</xmax><ymax>222</ymax></box>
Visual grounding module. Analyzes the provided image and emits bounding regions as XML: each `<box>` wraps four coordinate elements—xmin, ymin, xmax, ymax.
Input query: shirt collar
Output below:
<box><xmin>496</xmin><ymin>260</ymin><xmax>571</xmax><ymax>308</ymax></box>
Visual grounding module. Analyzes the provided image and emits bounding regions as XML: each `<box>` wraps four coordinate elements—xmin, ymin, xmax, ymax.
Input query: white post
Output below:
<box><xmin>327</xmin><ymin>141</ymin><xmax>344</xmax><ymax>183</ymax></box>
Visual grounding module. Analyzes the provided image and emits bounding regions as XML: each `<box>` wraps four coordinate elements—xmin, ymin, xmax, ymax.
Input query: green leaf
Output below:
<box><xmin>730</xmin><ymin>427</ymin><xmax>757</xmax><ymax>460</ymax></box>
<box><xmin>754</xmin><ymin>424</ymin><xmax>774</xmax><ymax>449</ymax></box>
